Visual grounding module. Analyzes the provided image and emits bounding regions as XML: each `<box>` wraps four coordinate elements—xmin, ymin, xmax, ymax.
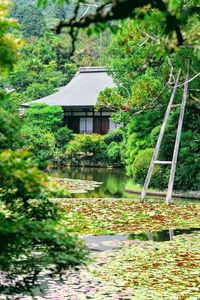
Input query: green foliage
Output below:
<box><xmin>111</xmin><ymin>111</ymin><xmax>130</xmax><ymax>125</ymax></box>
<box><xmin>132</xmin><ymin>148</ymin><xmax>160</xmax><ymax>185</ymax></box>
<box><xmin>3</xmin><ymin>33</ymin><xmax>78</xmax><ymax>109</ymax></box>
<box><xmin>126</xmin><ymin>111</ymin><xmax>162</xmax><ymax>176</ymax></box>
<box><xmin>0</xmin><ymin>149</ymin><xmax>57</xmax><ymax>218</ymax></box>
<box><xmin>21</xmin><ymin>126</ymin><xmax>56</xmax><ymax>168</ymax></box>
<box><xmin>12</xmin><ymin>3</ymin><xmax>47</xmax><ymax>37</ymax></box>
<box><xmin>24</xmin><ymin>82</ymin><xmax>56</xmax><ymax>101</ymax></box>
<box><xmin>54</xmin><ymin>126</ymin><xmax>74</xmax><ymax>149</ymax></box>
<box><xmin>0</xmin><ymin>127</ymin><xmax>87</xmax><ymax>292</ymax></box>
<box><xmin>0</xmin><ymin>7</ymin><xmax>87</xmax><ymax>291</ymax></box>
<box><xmin>130</xmin><ymin>69</ymin><xmax>163</xmax><ymax>109</ymax></box>
<box><xmin>0</xmin><ymin>108</ymin><xmax>21</xmax><ymax>150</ymax></box>
<box><xmin>153</xmin><ymin>105</ymin><xmax>200</xmax><ymax>191</ymax></box>
<box><xmin>0</xmin><ymin>1</ymin><xmax>21</xmax><ymax>73</ymax></box>
<box><xmin>66</xmin><ymin>134</ymin><xmax>108</xmax><ymax>164</ymax></box>
<box><xmin>102</xmin><ymin>11</ymin><xmax>199</xmax><ymax>191</ymax></box>
<box><xmin>104</xmin><ymin>128</ymin><xmax>124</xmax><ymax>145</ymax></box>
<box><xmin>25</xmin><ymin>103</ymin><xmax>64</xmax><ymax>131</ymax></box>
<box><xmin>107</xmin><ymin>142</ymin><xmax>121</xmax><ymax>164</ymax></box>
<box><xmin>0</xmin><ymin>218</ymin><xmax>87</xmax><ymax>294</ymax></box>
<box><xmin>22</xmin><ymin>103</ymin><xmax>75</xmax><ymax>166</ymax></box>
<box><xmin>97</xmin><ymin>87</ymin><xmax>124</xmax><ymax>111</ymax></box>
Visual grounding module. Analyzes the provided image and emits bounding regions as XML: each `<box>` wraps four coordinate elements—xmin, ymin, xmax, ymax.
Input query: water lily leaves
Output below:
<box><xmin>95</xmin><ymin>232</ymin><xmax>200</xmax><ymax>299</ymax></box>
<box><xmin>60</xmin><ymin>198</ymin><xmax>200</xmax><ymax>235</ymax></box>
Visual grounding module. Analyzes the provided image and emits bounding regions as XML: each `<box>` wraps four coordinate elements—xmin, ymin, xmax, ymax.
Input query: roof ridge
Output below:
<box><xmin>79</xmin><ymin>66</ymin><xmax>107</xmax><ymax>73</ymax></box>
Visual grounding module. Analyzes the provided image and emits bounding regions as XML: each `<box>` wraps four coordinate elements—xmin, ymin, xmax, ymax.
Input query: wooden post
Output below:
<box><xmin>169</xmin><ymin>230</ymin><xmax>174</xmax><ymax>240</ymax></box>
<box><xmin>141</xmin><ymin>69</ymin><xmax>182</xmax><ymax>202</ymax></box>
<box><xmin>166</xmin><ymin>64</ymin><xmax>190</xmax><ymax>205</ymax></box>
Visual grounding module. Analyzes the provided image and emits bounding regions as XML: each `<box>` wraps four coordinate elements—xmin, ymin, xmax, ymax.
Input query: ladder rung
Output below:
<box><xmin>171</xmin><ymin>104</ymin><xmax>181</xmax><ymax>108</ymax></box>
<box><xmin>154</xmin><ymin>160</ymin><xmax>172</xmax><ymax>165</ymax></box>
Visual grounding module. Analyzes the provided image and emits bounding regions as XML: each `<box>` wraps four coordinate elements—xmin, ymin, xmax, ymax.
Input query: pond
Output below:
<box><xmin>49</xmin><ymin>167</ymin><xmax>200</xmax><ymax>202</ymax></box>
<box><xmin>49</xmin><ymin>167</ymin><xmax>132</xmax><ymax>198</ymax></box>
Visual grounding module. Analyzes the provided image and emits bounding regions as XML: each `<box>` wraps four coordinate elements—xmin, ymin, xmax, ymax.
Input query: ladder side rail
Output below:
<box><xmin>141</xmin><ymin>69</ymin><xmax>182</xmax><ymax>202</ymax></box>
<box><xmin>166</xmin><ymin>65</ymin><xmax>190</xmax><ymax>205</ymax></box>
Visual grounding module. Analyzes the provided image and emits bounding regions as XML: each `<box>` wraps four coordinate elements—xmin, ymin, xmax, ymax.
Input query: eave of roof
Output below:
<box><xmin>21</xmin><ymin>66</ymin><xmax>115</xmax><ymax>108</ymax></box>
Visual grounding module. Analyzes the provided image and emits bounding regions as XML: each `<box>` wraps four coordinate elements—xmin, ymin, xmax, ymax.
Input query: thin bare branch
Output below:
<box><xmin>166</xmin><ymin>57</ymin><xmax>175</xmax><ymax>86</ymax></box>
<box><xmin>176</xmin><ymin>72</ymin><xmax>200</xmax><ymax>88</ymax></box>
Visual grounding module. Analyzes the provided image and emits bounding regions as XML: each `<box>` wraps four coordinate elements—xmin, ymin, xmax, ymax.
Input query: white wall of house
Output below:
<box><xmin>109</xmin><ymin>118</ymin><xmax>123</xmax><ymax>131</ymax></box>
<box><xmin>80</xmin><ymin>117</ymin><xmax>93</xmax><ymax>133</ymax></box>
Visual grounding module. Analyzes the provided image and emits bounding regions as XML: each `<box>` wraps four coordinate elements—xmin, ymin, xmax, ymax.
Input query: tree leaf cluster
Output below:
<box><xmin>0</xmin><ymin>4</ymin><xmax>88</xmax><ymax>294</ymax></box>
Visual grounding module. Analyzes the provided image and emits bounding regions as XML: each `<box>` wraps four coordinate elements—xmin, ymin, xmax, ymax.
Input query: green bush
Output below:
<box><xmin>21</xmin><ymin>126</ymin><xmax>56</xmax><ymax>168</ymax></box>
<box><xmin>107</xmin><ymin>142</ymin><xmax>121</xmax><ymax>164</ymax></box>
<box><xmin>66</xmin><ymin>134</ymin><xmax>108</xmax><ymax>164</ymax></box>
<box><xmin>21</xmin><ymin>125</ymin><xmax>74</xmax><ymax>166</ymax></box>
<box><xmin>132</xmin><ymin>148</ymin><xmax>160</xmax><ymax>185</ymax></box>
<box><xmin>25</xmin><ymin>102</ymin><xmax>64</xmax><ymax>131</ymax></box>
<box><xmin>126</xmin><ymin>111</ymin><xmax>162</xmax><ymax>176</ymax></box>
<box><xmin>0</xmin><ymin>149</ymin><xmax>57</xmax><ymax>219</ymax></box>
<box><xmin>55</xmin><ymin>126</ymin><xmax>74</xmax><ymax>149</ymax></box>
<box><xmin>130</xmin><ymin>105</ymin><xmax>200</xmax><ymax>191</ymax></box>
<box><xmin>104</xmin><ymin>128</ymin><xmax>124</xmax><ymax>145</ymax></box>
<box><xmin>151</xmin><ymin>106</ymin><xmax>200</xmax><ymax>191</ymax></box>
<box><xmin>0</xmin><ymin>109</ymin><xmax>21</xmax><ymax>150</ymax></box>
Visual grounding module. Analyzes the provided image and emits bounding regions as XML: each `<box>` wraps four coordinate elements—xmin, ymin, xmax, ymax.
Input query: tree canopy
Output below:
<box><xmin>38</xmin><ymin>0</ymin><xmax>200</xmax><ymax>56</ymax></box>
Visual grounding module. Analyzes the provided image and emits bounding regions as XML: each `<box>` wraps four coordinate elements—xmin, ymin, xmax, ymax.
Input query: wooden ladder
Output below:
<box><xmin>141</xmin><ymin>65</ymin><xmax>190</xmax><ymax>205</ymax></box>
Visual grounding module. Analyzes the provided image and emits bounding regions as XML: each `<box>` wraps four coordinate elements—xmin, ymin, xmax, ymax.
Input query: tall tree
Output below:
<box><xmin>13</xmin><ymin>3</ymin><xmax>47</xmax><ymax>37</ymax></box>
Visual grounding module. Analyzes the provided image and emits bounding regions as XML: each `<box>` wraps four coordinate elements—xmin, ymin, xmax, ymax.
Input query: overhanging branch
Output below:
<box><xmin>55</xmin><ymin>0</ymin><xmax>184</xmax><ymax>51</ymax></box>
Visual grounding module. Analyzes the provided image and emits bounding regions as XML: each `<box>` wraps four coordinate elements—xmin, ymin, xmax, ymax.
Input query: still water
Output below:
<box><xmin>83</xmin><ymin>228</ymin><xmax>200</xmax><ymax>251</ymax></box>
<box><xmin>49</xmin><ymin>167</ymin><xmax>132</xmax><ymax>198</ymax></box>
<box><xmin>49</xmin><ymin>167</ymin><xmax>199</xmax><ymax>202</ymax></box>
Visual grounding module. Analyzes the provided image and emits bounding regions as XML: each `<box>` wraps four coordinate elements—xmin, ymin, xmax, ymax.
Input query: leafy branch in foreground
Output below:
<box><xmin>38</xmin><ymin>0</ymin><xmax>199</xmax><ymax>56</ymax></box>
<box><xmin>0</xmin><ymin>2</ymin><xmax>88</xmax><ymax>296</ymax></box>
<box><xmin>0</xmin><ymin>117</ymin><xmax>88</xmax><ymax>296</ymax></box>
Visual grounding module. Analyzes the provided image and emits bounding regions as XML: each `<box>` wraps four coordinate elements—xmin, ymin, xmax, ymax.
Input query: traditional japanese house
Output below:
<box><xmin>22</xmin><ymin>66</ymin><xmax>122</xmax><ymax>134</ymax></box>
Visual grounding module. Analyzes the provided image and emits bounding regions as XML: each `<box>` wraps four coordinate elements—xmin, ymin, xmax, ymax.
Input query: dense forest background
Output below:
<box><xmin>1</xmin><ymin>0</ymin><xmax>109</xmax><ymax>111</ymax></box>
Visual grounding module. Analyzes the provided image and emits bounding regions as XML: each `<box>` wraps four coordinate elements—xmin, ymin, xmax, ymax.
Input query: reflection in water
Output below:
<box><xmin>49</xmin><ymin>167</ymin><xmax>129</xmax><ymax>198</ymax></box>
<box><xmin>128</xmin><ymin>228</ymin><xmax>200</xmax><ymax>242</ymax></box>
<box><xmin>83</xmin><ymin>228</ymin><xmax>200</xmax><ymax>252</ymax></box>
<box><xmin>48</xmin><ymin>167</ymin><xmax>199</xmax><ymax>203</ymax></box>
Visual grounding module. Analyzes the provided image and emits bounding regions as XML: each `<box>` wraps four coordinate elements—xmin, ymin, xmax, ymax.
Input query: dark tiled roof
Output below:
<box><xmin>22</xmin><ymin>66</ymin><xmax>115</xmax><ymax>107</ymax></box>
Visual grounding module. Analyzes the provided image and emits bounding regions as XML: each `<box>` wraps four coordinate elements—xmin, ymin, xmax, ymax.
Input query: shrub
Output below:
<box><xmin>104</xmin><ymin>128</ymin><xmax>124</xmax><ymax>145</ymax></box>
<box><xmin>0</xmin><ymin>109</ymin><xmax>21</xmax><ymax>150</ymax></box>
<box><xmin>0</xmin><ymin>149</ymin><xmax>57</xmax><ymax>219</ymax></box>
<box><xmin>25</xmin><ymin>102</ymin><xmax>64</xmax><ymax>131</ymax></box>
<box><xmin>126</xmin><ymin>111</ymin><xmax>162</xmax><ymax>176</ymax></box>
<box><xmin>21</xmin><ymin>126</ymin><xmax>56</xmax><ymax>168</ymax></box>
<box><xmin>66</xmin><ymin>134</ymin><xmax>108</xmax><ymax>164</ymax></box>
<box><xmin>107</xmin><ymin>142</ymin><xmax>121</xmax><ymax>164</ymax></box>
<box><xmin>55</xmin><ymin>126</ymin><xmax>73</xmax><ymax>149</ymax></box>
<box><xmin>150</xmin><ymin>105</ymin><xmax>200</xmax><ymax>191</ymax></box>
<box><xmin>132</xmin><ymin>148</ymin><xmax>160</xmax><ymax>185</ymax></box>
